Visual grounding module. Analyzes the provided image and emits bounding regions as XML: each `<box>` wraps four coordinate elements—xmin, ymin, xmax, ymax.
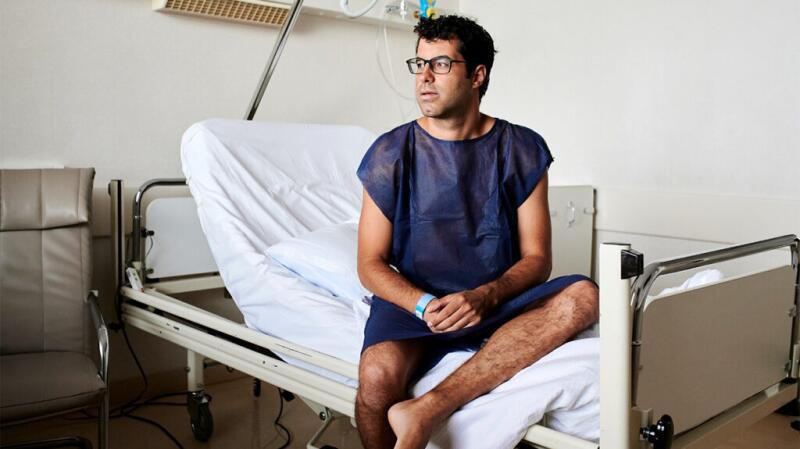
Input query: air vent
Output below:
<box><xmin>153</xmin><ymin>0</ymin><xmax>289</xmax><ymax>27</ymax></box>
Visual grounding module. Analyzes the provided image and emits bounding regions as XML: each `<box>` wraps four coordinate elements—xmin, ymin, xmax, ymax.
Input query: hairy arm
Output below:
<box><xmin>357</xmin><ymin>189</ymin><xmax>426</xmax><ymax>313</ymax></box>
<box><xmin>426</xmin><ymin>172</ymin><xmax>552</xmax><ymax>332</ymax></box>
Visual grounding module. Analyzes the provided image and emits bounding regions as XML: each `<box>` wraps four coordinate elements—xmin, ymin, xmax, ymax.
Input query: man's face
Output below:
<box><xmin>415</xmin><ymin>38</ymin><xmax>474</xmax><ymax>119</ymax></box>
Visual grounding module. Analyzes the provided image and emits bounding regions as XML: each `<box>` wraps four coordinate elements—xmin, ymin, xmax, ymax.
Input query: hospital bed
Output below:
<box><xmin>110</xmin><ymin>119</ymin><xmax>799</xmax><ymax>449</ymax></box>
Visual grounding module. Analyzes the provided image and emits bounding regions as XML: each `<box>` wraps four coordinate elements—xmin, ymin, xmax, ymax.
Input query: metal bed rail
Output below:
<box><xmin>121</xmin><ymin>286</ymin><xmax>359</xmax><ymax>380</ymax></box>
<box><xmin>630</xmin><ymin>234</ymin><xmax>800</xmax><ymax>404</ymax></box>
<box><xmin>600</xmin><ymin>235</ymin><xmax>799</xmax><ymax>449</ymax></box>
<box><xmin>130</xmin><ymin>178</ymin><xmax>188</xmax><ymax>277</ymax></box>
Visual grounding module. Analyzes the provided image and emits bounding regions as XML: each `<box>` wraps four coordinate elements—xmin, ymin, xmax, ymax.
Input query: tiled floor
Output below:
<box><xmin>2</xmin><ymin>376</ymin><xmax>798</xmax><ymax>449</ymax></box>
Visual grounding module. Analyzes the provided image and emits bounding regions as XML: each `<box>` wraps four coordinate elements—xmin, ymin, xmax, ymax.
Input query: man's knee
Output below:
<box><xmin>357</xmin><ymin>349</ymin><xmax>410</xmax><ymax>411</ymax></box>
<box><xmin>556</xmin><ymin>280</ymin><xmax>599</xmax><ymax>326</ymax></box>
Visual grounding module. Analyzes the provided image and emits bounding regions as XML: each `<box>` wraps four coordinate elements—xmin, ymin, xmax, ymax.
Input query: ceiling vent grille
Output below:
<box><xmin>154</xmin><ymin>0</ymin><xmax>289</xmax><ymax>27</ymax></box>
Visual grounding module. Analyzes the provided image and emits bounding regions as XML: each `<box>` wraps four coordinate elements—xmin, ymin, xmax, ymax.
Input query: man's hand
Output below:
<box><xmin>424</xmin><ymin>289</ymin><xmax>497</xmax><ymax>333</ymax></box>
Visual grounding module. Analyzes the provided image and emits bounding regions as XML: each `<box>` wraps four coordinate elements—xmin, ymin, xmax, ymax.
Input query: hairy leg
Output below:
<box><xmin>355</xmin><ymin>339</ymin><xmax>425</xmax><ymax>449</ymax></box>
<box><xmin>388</xmin><ymin>280</ymin><xmax>599</xmax><ymax>449</ymax></box>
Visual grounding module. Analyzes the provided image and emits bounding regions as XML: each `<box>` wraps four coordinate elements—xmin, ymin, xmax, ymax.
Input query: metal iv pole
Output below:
<box><xmin>245</xmin><ymin>0</ymin><xmax>305</xmax><ymax>120</ymax></box>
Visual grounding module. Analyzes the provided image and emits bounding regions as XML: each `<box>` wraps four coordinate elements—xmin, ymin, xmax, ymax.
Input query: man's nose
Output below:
<box><xmin>420</xmin><ymin>63</ymin><xmax>435</xmax><ymax>82</ymax></box>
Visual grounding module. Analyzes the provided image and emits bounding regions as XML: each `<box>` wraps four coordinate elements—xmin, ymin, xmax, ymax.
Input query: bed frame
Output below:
<box><xmin>109</xmin><ymin>179</ymin><xmax>799</xmax><ymax>449</ymax></box>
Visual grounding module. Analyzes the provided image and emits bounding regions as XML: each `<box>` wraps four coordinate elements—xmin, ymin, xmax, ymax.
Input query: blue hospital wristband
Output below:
<box><xmin>414</xmin><ymin>293</ymin><xmax>436</xmax><ymax>319</ymax></box>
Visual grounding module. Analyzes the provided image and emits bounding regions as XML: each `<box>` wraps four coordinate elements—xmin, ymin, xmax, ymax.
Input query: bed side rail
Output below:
<box><xmin>631</xmin><ymin>234</ymin><xmax>799</xmax><ymax>399</ymax></box>
<box><xmin>636</xmin><ymin>264</ymin><xmax>796</xmax><ymax>434</ymax></box>
<box><xmin>599</xmin><ymin>235</ymin><xmax>799</xmax><ymax>449</ymax></box>
<box><xmin>131</xmin><ymin>178</ymin><xmax>188</xmax><ymax>277</ymax></box>
<box><xmin>121</xmin><ymin>286</ymin><xmax>360</xmax><ymax>380</ymax></box>
<box><xmin>631</xmin><ymin>234</ymin><xmax>798</xmax><ymax>309</ymax></box>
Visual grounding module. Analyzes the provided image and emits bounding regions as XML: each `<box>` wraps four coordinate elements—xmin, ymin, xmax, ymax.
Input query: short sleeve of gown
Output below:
<box><xmin>502</xmin><ymin>126</ymin><xmax>554</xmax><ymax>207</ymax></box>
<box><xmin>356</xmin><ymin>135</ymin><xmax>403</xmax><ymax>222</ymax></box>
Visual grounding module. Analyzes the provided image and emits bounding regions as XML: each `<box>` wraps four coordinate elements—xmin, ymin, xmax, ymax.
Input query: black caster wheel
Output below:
<box><xmin>641</xmin><ymin>415</ymin><xmax>674</xmax><ymax>449</ymax></box>
<box><xmin>777</xmin><ymin>397</ymin><xmax>800</xmax><ymax>416</ymax></box>
<box><xmin>187</xmin><ymin>392</ymin><xmax>214</xmax><ymax>442</ymax></box>
<box><xmin>253</xmin><ymin>378</ymin><xmax>261</xmax><ymax>397</ymax></box>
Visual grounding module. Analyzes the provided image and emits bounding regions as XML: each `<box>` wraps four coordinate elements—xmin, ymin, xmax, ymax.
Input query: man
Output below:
<box><xmin>355</xmin><ymin>15</ymin><xmax>598</xmax><ymax>449</ymax></box>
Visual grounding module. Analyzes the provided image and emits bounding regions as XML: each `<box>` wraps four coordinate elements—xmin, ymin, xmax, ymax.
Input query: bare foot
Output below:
<box><xmin>387</xmin><ymin>395</ymin><xmax>445</xmax><ymax>449</ymax></box>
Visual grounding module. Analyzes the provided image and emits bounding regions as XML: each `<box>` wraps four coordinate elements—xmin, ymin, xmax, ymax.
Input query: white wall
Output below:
<box><xmin>461</xmin><ymin>0</ymin><xmax>799</xmax><ymax>275</ymax></box>
<box><xmin>460</xmin><ymin>0</ymin><xmax>800</xmax><ymax>201</ymax></box>
<box><xmin>0</xmin><ymin>0</ymin><xmax>420</xmax><ymax>392</ymax></box>
<box><xmin>0</xmin><ymin>0</ymin><xmax>419</xmax><ymax>187</ymax></box>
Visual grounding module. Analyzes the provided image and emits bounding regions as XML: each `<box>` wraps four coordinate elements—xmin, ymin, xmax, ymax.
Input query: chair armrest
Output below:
<box><xmin>87</xmin><ymin>290</ymin><xmax>109</xmax><ymax>382</ymax></box>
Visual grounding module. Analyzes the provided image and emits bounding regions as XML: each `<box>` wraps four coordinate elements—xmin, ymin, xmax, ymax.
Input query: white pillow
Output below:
<box><xmin>265</xmin><ymin>221</ymin><xmax>372</xmax><ymax>303</ymax></box>
<box><xmin>656</xmin><ymin>268</ymin><xmax>724</xmax><ymax>297</ymax></box>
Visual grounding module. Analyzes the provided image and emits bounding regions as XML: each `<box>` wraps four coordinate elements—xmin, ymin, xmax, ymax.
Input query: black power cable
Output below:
<box><xmin>273</xmin><ymin>390</ymin><xmax>291</xmax><ymax>449</ymax></box>
<box><xmin>124</xmin><ymin>414</ymin><xmax>185</xmax><ymax>449</ymax></box>
<box><xmin>95</xmin><ymin>233</ymin><xmax>293</xmax><ymax>448</ymax></box>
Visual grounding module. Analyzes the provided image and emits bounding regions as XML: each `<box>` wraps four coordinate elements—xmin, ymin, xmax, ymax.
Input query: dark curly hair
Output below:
<box><xmin>414</xmin><ymin>15</ymin><xmax>497</xmax><ymax>99</ymax></box>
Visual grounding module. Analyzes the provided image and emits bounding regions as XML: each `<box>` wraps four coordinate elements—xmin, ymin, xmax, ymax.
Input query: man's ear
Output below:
<box><xmin>472</xmin><ymin>64</ymin><xmax>487</xmax><ymax>90</ymax></box>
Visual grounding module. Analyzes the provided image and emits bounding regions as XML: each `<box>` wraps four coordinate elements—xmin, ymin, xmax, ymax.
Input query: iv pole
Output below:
<box><xmin>245</xmin><ymin>0</ymin><xmax>305</xmax><ymax>120</ymax></box>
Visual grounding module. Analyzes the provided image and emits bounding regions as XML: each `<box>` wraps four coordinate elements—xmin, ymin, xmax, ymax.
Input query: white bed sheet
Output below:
<box><xmin>181</xmin><ymin>119</ymin><xmax>600</xmax><ymax>447</ymax></box>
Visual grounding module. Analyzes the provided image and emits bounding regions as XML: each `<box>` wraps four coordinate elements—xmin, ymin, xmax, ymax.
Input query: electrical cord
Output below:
<box><xmin>117</xmin><ymin>323</ymin><xmax>149</xmax><ymax>411</ymax></box>
<box><xmin>145</xmin><ymin>233</ymin><xmax>155</xmax><ymax>260</ymax></box>
<box><xmin>272</xmin><ymin>390</ymin><xmax>291</xmax><ymax>449</ymax></box>
<box><xmin>67</xmin><ymin>241</ymin><xmax>191</xmax><ymax>447</ymax></box>
<box><xmin>340</xmin><ymin>0</ymin><xmax>379</xmax><ymax>18</ymax></box>
<box><xmin>71</xmin><ymin>391</ymin><xmax>195</xmax><ymax>421</ymax></box>
<box><xmin>375</xmin><ymin>9</ymin><xmax>415</xmax><ymax>101</ymax></box>
<box><xmin>125</xmin><ymin>414</ymin><xmax>186</xmax><ymax>449</ymax></box>
<box><xmin>375</xmin><ymin>6</ymin><xmax>419</xmax><ymax>122</ymax></box>
<box><xmin>106</xmin><ymin>231</ymin><xmax>290</xmax><ymax>448</ymax></box>
<box><xmin>66</xmin><ymin>325</ymin><xmax>190</xmax><ymax>448</ymax></box>
<box><xmin>69</xmin><ymin>391</ymin><xmax>191</xmax><ymax>449</ymax></box>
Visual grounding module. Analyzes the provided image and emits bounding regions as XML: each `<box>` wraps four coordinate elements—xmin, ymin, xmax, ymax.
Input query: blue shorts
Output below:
<box><xmin>361</xmin><ymin>274</ymin><xmax>593</xmax><ymax>377</ymax></box>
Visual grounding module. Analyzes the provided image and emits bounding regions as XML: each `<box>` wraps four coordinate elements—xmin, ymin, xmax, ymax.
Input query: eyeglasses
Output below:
<box><xmin>406</xmin><ymin>56</ymin><xmax>466</xmax><ymax>74</ymax></box>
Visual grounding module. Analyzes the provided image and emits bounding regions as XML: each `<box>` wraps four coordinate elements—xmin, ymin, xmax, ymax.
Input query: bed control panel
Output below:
<box><xmin>126</xmin><ymin>267</ymin><xmax>144</xmax><ymax>292</ymax></box>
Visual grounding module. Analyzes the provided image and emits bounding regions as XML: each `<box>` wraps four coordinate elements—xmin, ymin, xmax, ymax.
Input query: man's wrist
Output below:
<box><xmin>476</xmin><ymin>283</ymin><xmax>500</xmax><ymax>308</ymax></box>
<box><xmin>414</xmin><ymin>293</ymin><xmax>436</xmax><ymax>319</ymax></box>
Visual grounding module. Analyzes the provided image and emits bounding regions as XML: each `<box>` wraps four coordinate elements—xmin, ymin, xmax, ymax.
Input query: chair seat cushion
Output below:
<box><xmin>0</xmin><ymin>351</ymin><xmax>105</xmax><ymax>422</ymax></box>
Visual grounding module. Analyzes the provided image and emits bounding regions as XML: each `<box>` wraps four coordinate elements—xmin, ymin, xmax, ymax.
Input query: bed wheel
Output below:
<box><xmin>640</xmin><ymin>414</ymin><xmax>673</xmax><ymax>449</ymax></box>
<box><xmin>190</xmin><ymin>404</ymin><xmax>213</xmax><ymax>442</ymax></box>
<box><xmin>188</xmin><ymin>391</ymin><xmax>214</xmax><ymax>442</ymax></box>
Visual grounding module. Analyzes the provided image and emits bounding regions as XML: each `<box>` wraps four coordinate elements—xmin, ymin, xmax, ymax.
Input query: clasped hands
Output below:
<box><xmin>424</xmin><ymin>288</ymin><xmax>497</xmax><ymax>333</ymax></box>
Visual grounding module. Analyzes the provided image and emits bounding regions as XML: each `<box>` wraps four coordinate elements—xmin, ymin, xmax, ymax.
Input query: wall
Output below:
<box><xmin>460</xmin><ymin>0</ymin><xmax>799</xmax><ymax>273</ymax></box>
<box><xmin>460</xmin><ymin>0</ymin><xmax>799</xmax><ymax>200</ymax></box>
<box><xmin>0</xmin><ymin>0</ymin><xmax>420</xmax><ymax>395</ymax></box>
<box><xmin>0</xmin><ymin>0</ymin><xmax>419</xmax><ymax>187</ymax></box>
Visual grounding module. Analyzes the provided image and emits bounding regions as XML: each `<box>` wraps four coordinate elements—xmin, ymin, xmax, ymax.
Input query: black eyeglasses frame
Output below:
<box><xmin>405</xmin><ymin>56</ymin><xmax>467</xmax><ymax>74</ymax></box>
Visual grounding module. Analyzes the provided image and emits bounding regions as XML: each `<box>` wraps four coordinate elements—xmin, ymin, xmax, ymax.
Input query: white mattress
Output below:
<box><xmin>181</xmin><ymin>119</ymin><xmax>600</xmax><ymax>447</ymax></box>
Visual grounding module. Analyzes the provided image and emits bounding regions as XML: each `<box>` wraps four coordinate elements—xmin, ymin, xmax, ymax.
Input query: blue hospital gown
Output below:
<box><xmin>357</xmin><ymin>119</ymin><xmax>590</xmax><ymax>373</ymax></box>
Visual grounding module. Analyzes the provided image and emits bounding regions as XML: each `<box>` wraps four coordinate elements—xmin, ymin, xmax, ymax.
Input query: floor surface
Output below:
<box><xmin>2</xmin><ymin>376</ymin><xmax>798</xmax><ymax>448</ymax></box>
